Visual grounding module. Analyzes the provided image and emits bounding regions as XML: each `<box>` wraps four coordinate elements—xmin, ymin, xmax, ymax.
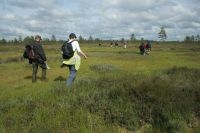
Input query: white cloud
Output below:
<box><xmin>6</xmin><ymin>0</ymin><xmax>56</xmax><ymax>9</ymax></box>
<box><xmin>0</xmin><ymin>0</ymin><xmax>200</xmax><ymax>41</ymax></box>
<box><xmin>4</xmin><ymin>13</ymin><xmax>16</xmax><ymax>20</ymax></box>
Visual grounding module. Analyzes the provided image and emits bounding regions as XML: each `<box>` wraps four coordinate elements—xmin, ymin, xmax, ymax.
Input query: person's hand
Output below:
<box><xmin>79</xmin><ymin>51</ymin><xmax>87</xmax><ymax>59</ymax></box>
<box><xmin>84</xmin><ymin>55</ymin><xmax>87</xmax><ymax>59</ymax></box>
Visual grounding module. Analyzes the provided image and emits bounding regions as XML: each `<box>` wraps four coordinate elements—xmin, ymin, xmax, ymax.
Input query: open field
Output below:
<box><xmin>0</xmin><ymin>43</ymin><xmax>200</xmax><ymax>133</ymax></box>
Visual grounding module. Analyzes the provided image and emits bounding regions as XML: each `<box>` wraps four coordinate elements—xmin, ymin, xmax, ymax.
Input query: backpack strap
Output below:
<box><xmin>67</xmin><ymin>40</ymin><xmax>75</xmax><ymax>44</ymax></box>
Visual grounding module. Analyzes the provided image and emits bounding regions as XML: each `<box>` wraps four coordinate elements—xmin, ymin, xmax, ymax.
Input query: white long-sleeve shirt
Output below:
<box><xmin>68</xmin><ymin>39</ymin><xmax>82</xmax><ymax>53</ymax></box>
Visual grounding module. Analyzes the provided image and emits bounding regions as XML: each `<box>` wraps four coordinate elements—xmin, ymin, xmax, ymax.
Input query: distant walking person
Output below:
<box><xmin>146</xmin><ymin>40</ymin><xmax>152</xmax><ymax>51</ymax></box>
<box><xmin>139</xmin><ymin>42</ymin><xmax>145</xmax><ymax>55</ymax></box>
<box><xmin>61</xmin><ymin>33</ymin><xmax>87</xmax><ymax>87</ymax></box>
<box><xmin>23</xmin><ymin>35</ymin><xmax>47</xmax><ymax>82</ymax></box>
<box><xmin>114</xmin><ymin>41</ymin><xmax>119</xmax><ymax>47</ymax></box>
<box><xmin>110</xmin><ymin>41</ymin><xmax>114</xmax><ymax>47</ymax></box>
<box><xmin>122</xmin><ymin>39</ymin><xmax>127</xmax><ymax>49</ymax></box>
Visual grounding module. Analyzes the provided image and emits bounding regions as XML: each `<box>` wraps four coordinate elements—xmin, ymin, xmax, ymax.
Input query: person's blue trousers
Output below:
<box><xmin>66</xmin><ymin>65</ymin><xmax>77</xmax><ymax>87</ymax></box>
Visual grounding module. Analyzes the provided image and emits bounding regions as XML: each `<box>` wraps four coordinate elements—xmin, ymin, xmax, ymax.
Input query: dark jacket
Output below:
<box><xmin>32</xmin><ymin>42</ymin><xmax>47</xmax><ymax>63</ymax></box>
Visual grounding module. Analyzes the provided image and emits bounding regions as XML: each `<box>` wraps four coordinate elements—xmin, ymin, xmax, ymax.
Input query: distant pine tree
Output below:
<box><xmin>158</xmin><ymin>27</ymin><xmax>167</xmax><ymax>41</ymax></box>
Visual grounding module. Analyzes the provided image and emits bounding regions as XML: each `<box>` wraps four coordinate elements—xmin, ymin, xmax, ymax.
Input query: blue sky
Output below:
<box><xmin>0</xmin><ymin>0</ymin><xmax>200</xmax><ymax>41</ymax></box>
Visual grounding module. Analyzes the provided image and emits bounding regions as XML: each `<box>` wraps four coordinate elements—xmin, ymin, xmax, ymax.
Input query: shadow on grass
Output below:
<box><xmin>0</xmin><ymin>56</ymin><xmax>24</xmax><ymax>64</ymax></box>
<box><xmin>24</xmin><ymin>76</ymin><xmax>32</xmax><ymax>79</ymax></box>
<box><xmin>117</xmin><ymin>51</ymin><xmax>141</xmax><ymax>55</ymax></box>
<box><xmin>24</xmin><ymin>76</ymin><xmax>44</xmax><ymax>80</ymax></box>
<box><xmin>54</xmin><ymin>76</ymin><xmax>66</xmax><ymax>81</ymax></box>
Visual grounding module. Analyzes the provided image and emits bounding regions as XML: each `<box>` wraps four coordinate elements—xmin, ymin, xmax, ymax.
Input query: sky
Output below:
<box><xmin>0</xmin><ymin>0</ymin><xmax>200</xmax><ymax>41</ymax></box>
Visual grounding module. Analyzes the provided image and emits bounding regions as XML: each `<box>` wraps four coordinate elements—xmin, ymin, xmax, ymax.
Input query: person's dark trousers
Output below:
<box><xmin>41</xmin><ymin>67</ymin><xmax>46</xmax><ymax>81</ymax></box>
<box><xmin>140</xmin><ymin>50</ymin><xmax>144</xmax><ymax>55</ymax></box>
<box><xmin>66</xmin><ymin>65</ymin><xmax>77</xmax><ymax>87</ymax></box>
<box><xmin>32</xmin><ymin>62</ymin><xmax>38</xmax><ymax>82</ymax></box>
<box><xmin>32</xmin><ymin>62</ymin><xmax>46</xmax><ymax>82</ymax></box>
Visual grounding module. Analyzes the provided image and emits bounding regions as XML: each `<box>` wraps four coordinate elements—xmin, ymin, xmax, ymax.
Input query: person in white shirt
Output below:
<box><xmin>61</xmin><ymin>33</ymin><xmax>87</xmax><ymax>87</ymax></box>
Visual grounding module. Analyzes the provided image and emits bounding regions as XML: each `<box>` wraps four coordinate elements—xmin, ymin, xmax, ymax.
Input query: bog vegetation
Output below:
<box><xmin>0</xmin><ymin>42</ymin><xmax>200</xmax><ymax>133</ymax></box>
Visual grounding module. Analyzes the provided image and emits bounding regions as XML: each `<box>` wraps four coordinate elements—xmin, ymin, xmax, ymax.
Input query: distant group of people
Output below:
<box><xmin>110</xmin><ymin>40</ymin><xmax>127</xmax><ymax>49</ymax></box>
<box><xmin>139</xmin><ymin>40</ymin><xmax>152</xmax><ymax>55</ymax></box>
<box><xmin>110</xmin><ymin>41</ymin><xmax>118</xmax><ymax>47</ymax></box>
<box><xmin>23</xmin><ymin>33</ymin><xmax>87</xmax><ymax>87</ymax></box>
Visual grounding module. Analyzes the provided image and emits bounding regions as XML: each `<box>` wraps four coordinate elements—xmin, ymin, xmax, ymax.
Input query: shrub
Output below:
<box><xmin>90</xmin><ymin>64</ymin><xmax>120</xmax><ymax>73</ymax></box>
<box><xmin>1</xmin><ymin>67</ymin><xmax>199</xmax><ymax>132</ymax></box>
<box><xmin>71</xmin><ymin>67</ymin><xmax>200</xmax><ymax>132</ymax></box>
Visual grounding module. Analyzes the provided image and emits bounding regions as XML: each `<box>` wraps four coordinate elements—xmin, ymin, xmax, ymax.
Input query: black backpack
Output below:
<box><xmin>23</xmin><ymin>45</ymin><xmax>37</xmax><ymax>60</ymax></box>
<box><xmin>61</xmin><ymin>41</ymin><xmax>74</xmax><ymax>59</ymax></box>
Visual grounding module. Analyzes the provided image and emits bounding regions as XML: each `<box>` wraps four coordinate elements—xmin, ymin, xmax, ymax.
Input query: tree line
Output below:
<box><xmin>0</xmin><ymin>27</ymin><xmax>199</xmax><ymax>44</ymax></box>
<box><xmin>0</xmin><ymin>34</ymin><xmax>140</xmax><ymax>45</ymax></box>
<box><xmin>184</xmin><ymin>34</ymin><xmax>200</xmax><ymax>43</ymax></box>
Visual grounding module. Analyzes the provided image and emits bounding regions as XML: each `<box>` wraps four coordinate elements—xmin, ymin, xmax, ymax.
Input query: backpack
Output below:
<box><xmin>61</xmin><ymin>41</ymin><xmax>74</xmax><ymax>59</ymax></box>
<box><xmin>23</xmin><ymin>45</ymin><xmax>37</xmax><ymax>60</ymax></box>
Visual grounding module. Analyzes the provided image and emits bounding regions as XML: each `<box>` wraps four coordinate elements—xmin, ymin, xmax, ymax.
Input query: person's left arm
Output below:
<box><xmin>38</xmin><ymin>45</ymin><xmax>47</xmax><ymax>61</ymax></box>
<box><xmin>74</xmin><ymin>41</ymin><xmax>87</xmax><ymax>59</ymax></box>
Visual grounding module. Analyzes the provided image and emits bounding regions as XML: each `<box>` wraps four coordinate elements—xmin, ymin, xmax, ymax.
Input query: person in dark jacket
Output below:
<box><xmin>31</xmin><ymin>35</ymin><xmax>47</xmax><ymax>82</ymax></box>
<box><xmin>139</xmin><ymin>42</ymin><xmax>145</xmax><ymax>55</ymax></box>
<box><xmin>146</xmin><ymin>40</ymin><xmax>151</xmax><ymax>51</ymax></box>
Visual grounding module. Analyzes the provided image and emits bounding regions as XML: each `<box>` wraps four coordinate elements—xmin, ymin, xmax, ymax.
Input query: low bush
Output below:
<box><xmin>70</xmin><ymin>67</ymin><xmax>200</xmax><ymax>132</ymax></box>
<box><xmin>0</xmin><ymin>67</ymin><xmax>199</xmax><ymax>132</ymax></box>
<box><xmin>90</xmin><ymin>64</ymin><xmax>120</xmax><ymax>73</ymax></box>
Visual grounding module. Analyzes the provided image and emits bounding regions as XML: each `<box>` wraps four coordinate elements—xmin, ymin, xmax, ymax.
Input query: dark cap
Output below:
<box><xmin>69</xmin><ymin>33</ymin><xmax>76</xmax><ymax>39</ymax></box>
<box><xmin>35</xmin><ymin>35</ymin><xmax>42</xmax><ymax>40</ymax></box>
